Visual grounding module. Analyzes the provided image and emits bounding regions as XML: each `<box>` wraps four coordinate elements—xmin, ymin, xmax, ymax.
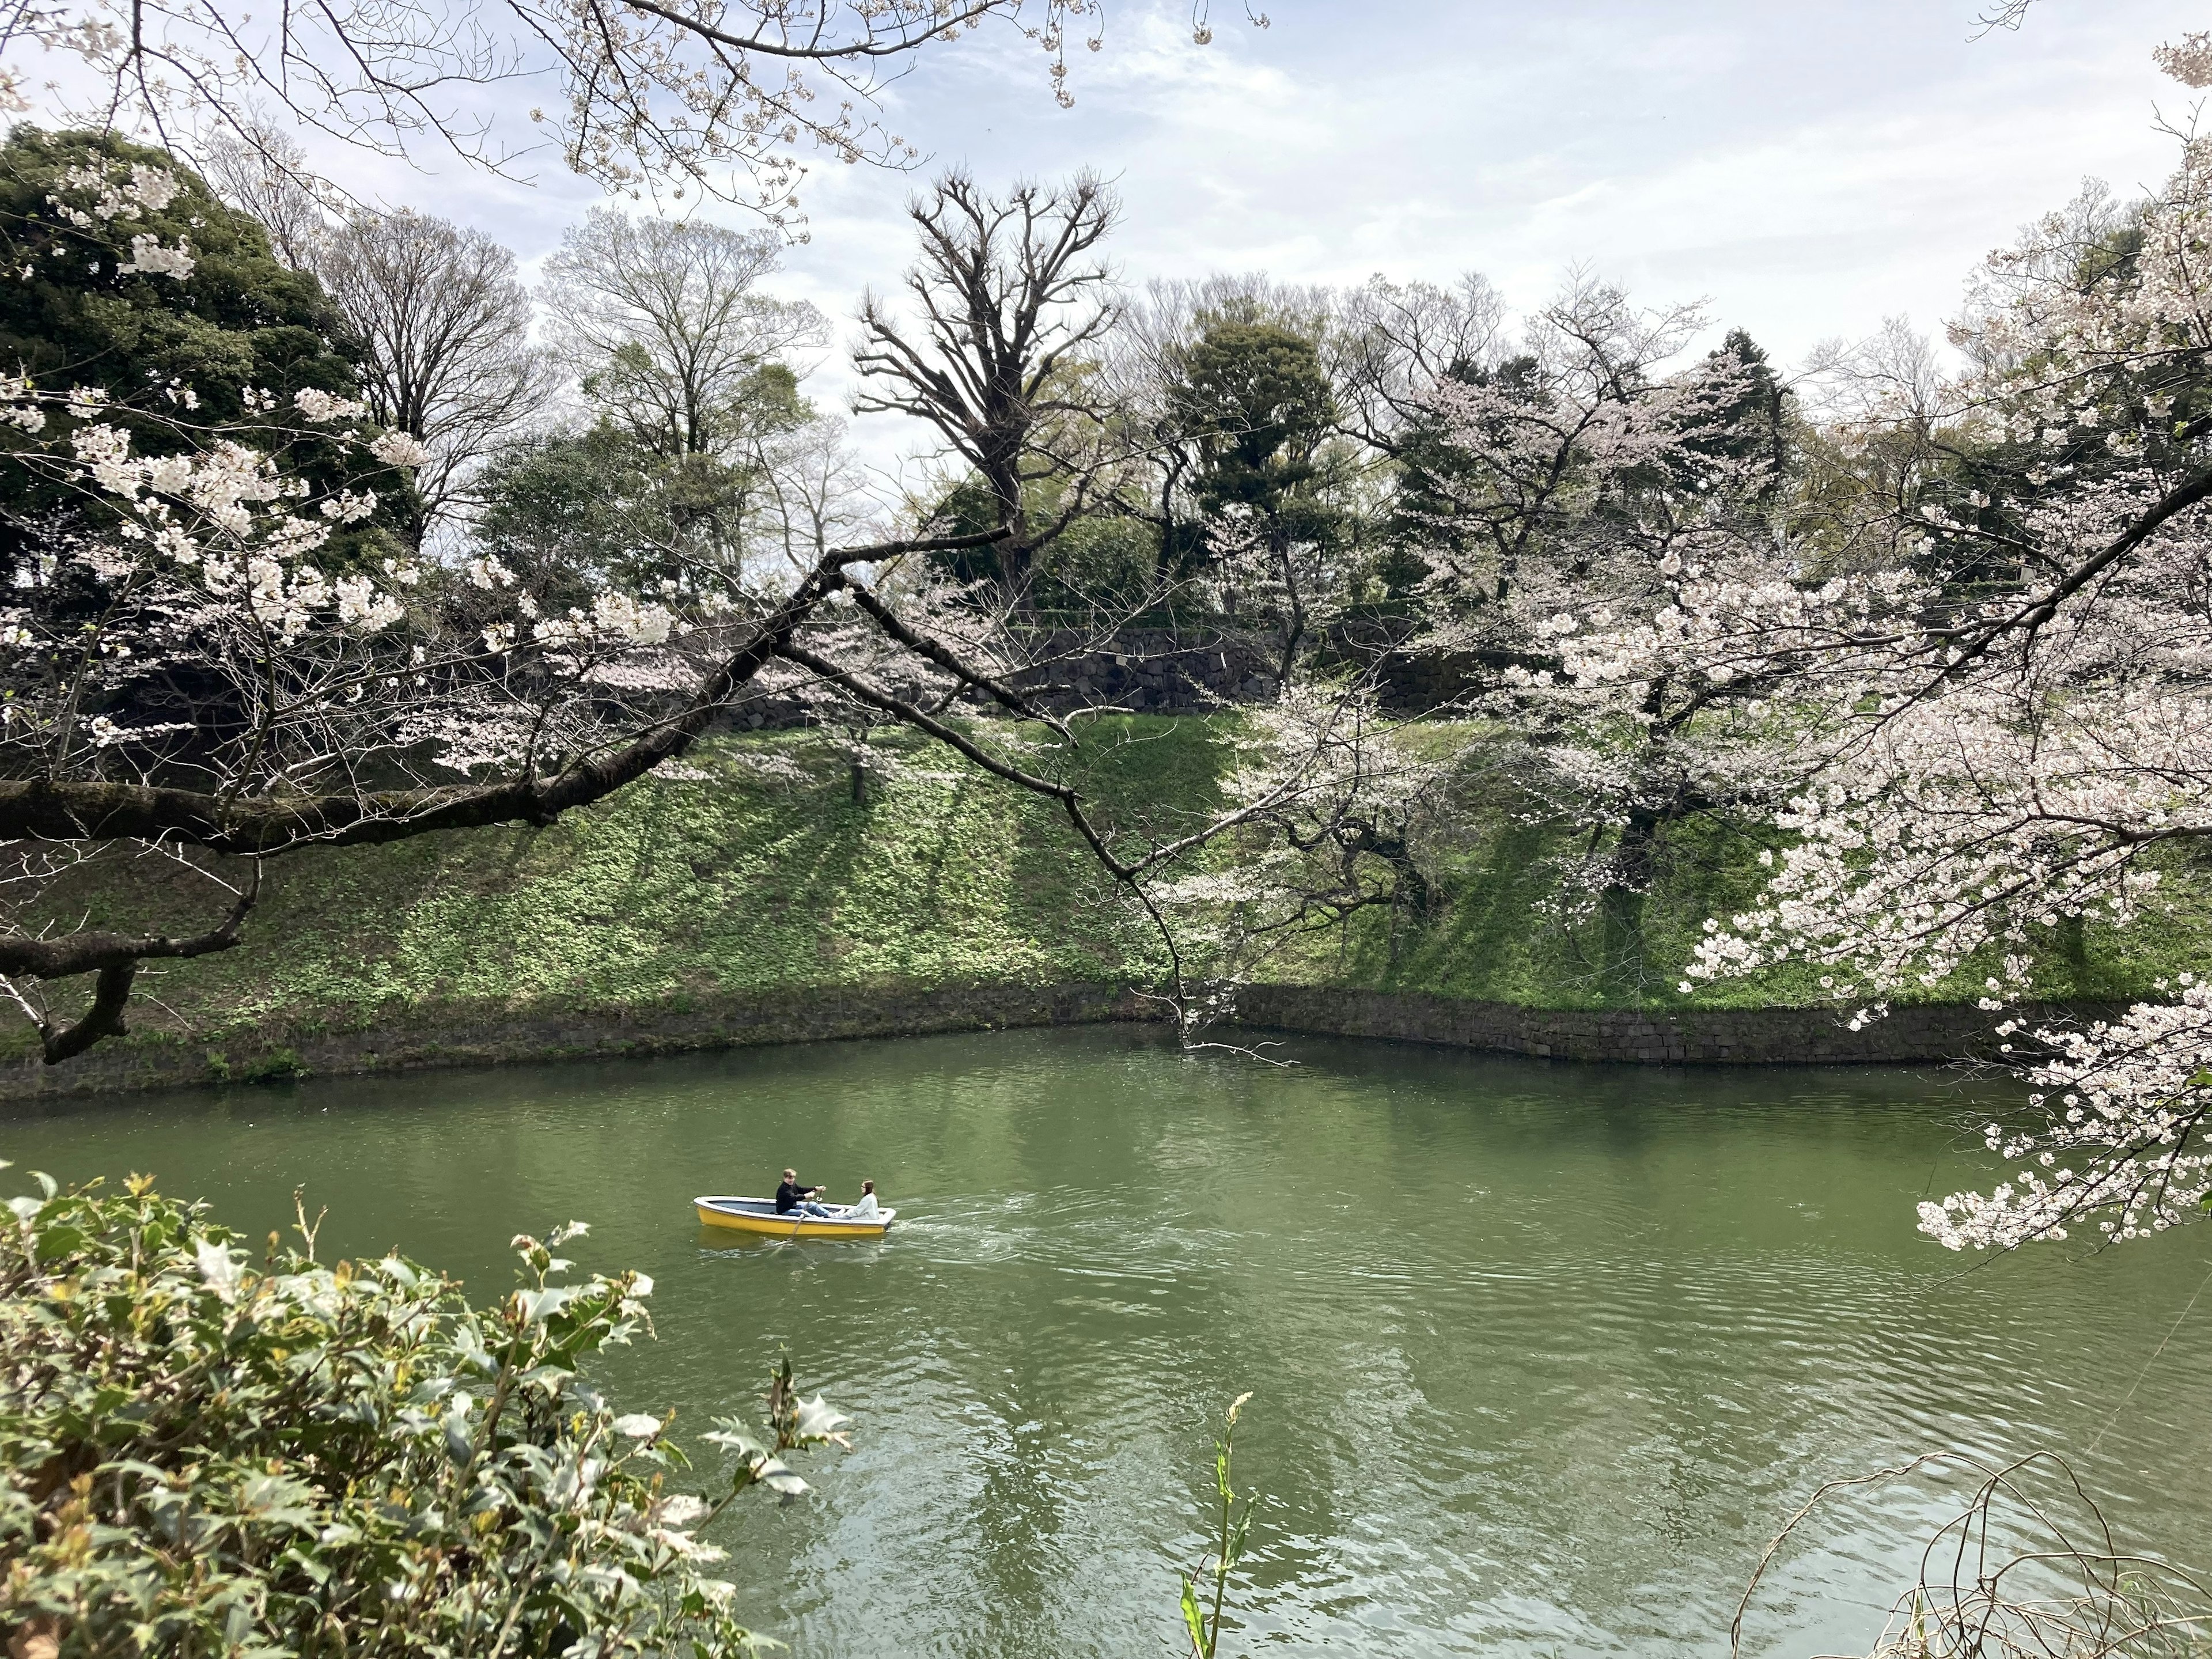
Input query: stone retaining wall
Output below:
<box><xmin>1226</xmin><ymin>983</ymin><xmax>2107</xmax><ymax>1065</ymax></box>
<box><xmin>1012</xmin><ymin>631</ymin><xmax>1282</xmax><ymax>713</ymax></box>
<box><xmin>0</xmin><ymin>979</ymin><xmax>2119</xmax><ymax>1106</ymax></box>
<box><xmin>715</xmin><ymin>630</ymin><xmax>1286</xmax><ymax>729</ymax></box>
<box><xmin>0</xmin><ymin>981</ymin><xmax>1151</xmax><ymax>1104</ymax></box>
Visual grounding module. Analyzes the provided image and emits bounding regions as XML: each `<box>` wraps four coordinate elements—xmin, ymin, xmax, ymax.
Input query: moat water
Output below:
<box><xmin>6</xmin><ymin>1026</ymin><xmax>2209</xmax><ymax>1657</ymax></box>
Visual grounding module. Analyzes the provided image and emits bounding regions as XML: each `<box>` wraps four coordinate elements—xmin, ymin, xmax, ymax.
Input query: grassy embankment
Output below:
<box><xmin>3</xmin><ymin>714</ymin><xmax>2205</xmax><ymax>1072</ymax></box>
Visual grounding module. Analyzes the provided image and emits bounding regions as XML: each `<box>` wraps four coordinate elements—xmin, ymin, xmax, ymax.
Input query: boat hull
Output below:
<box><xmin>694</xmin><ymin>1196</ymin><xmax>893</xmax><ymax>1239</ymax></box>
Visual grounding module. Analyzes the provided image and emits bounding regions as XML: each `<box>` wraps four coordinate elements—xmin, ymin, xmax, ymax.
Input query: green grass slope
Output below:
<box><xmin>1282</xmin><ymin>806</ymin><xmax>2212</xmax><ymax>1011</ymax></box>
<box><xmin>4</xmin><ymin>715</ymin><xmax>2205</xmax><ymax>1067</ymax></box>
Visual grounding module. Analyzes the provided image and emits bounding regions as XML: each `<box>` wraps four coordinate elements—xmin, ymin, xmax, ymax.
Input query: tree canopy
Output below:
<box><xmin>0</xmin><ymin>127</ymin><xmax>357</xmax><ymax>419</ymax></box>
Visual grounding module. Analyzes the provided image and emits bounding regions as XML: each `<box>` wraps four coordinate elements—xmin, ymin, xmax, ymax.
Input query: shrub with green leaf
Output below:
<box><xmin>0</xmin><ymin>1164</ymin><xmax>844</xmax><ymax>1656</ymax></box>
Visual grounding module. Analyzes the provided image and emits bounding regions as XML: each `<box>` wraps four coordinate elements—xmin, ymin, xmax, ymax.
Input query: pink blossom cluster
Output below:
<box><xmin>1403</xmin><ymin>129</ymin><xmax>2212</xmax><ymax>1252</ymax></box>
<box><xmin>1919</xmin><ymin>981</ymin><xmax>2212</xmax><ymax>1249</ymax></box>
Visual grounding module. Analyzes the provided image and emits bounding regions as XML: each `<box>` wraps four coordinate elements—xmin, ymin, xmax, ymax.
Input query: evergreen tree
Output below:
<box><xmin>1170</xmin><ymin>319</ymin><xmax>1339</xmax><ymax>533</ymax></box>
<box><xmin>0</xmin><ymin>126</ymin><xmax>398</xmax><ymax>577</ymax></box>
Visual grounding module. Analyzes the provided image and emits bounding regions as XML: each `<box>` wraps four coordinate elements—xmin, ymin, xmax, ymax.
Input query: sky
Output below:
<box><xmin>778</xmin><ymin>0</ymin><xmax>2206</xmax><ymax>368</ymax></box>
<box><xmin>29</xmin><ymin>0</ymin><xmax>2212</xmax><ymax>448</ymax></box>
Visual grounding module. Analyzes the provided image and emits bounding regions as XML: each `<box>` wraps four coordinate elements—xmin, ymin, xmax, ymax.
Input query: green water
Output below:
<box><xmin>5</xmin><ymin>1027</ymin><xmax>2210</xmax><ymax>1657</ymax></box>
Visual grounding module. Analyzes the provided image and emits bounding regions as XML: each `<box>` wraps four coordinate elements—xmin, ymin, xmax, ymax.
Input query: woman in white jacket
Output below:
<box><xmin>844</xmin><ymin>1180</ymin><xmax>881</xmax><ymax>1220</ymax></box>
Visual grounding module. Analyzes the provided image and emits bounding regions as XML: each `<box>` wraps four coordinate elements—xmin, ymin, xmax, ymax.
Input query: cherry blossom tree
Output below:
<box><xmin>1018</xmin><ymin>277</ymin><xmax>1817</xmax><ymax>1004</ymax></box>
<box><xmin>1619</xmin><ymin>121</ymin><xmax>2212</xmax><ymax>1253</ymax></box>
<box><xmin>0</xmin><ymin>0</ymin><xmax>1269</xmax><ymax>223</ymax></box>
<box><xmin>1131</xmin><ymin>133</ymin><xmax>2212</xmax><ymax>1218</ymax></box>
<box><xmin>1397</xmin><ymin>287</ymin><xmax>1808</xmax><ymax>940</ymax></box>
<box><xmin>1147</xmin><ymin>681</ymin><xmax>1453</xmax><ymax>1002</ymax></box>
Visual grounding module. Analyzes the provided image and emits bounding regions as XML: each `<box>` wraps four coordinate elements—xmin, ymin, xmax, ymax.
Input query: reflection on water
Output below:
<box><xmin>5</xmin><ymin>1026</ymin><xmax>2209</xmax><ymax>1657</ymax></box>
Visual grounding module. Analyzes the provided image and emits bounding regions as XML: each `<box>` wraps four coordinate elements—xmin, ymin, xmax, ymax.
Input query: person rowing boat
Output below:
<box><xmin>694</xmin><ymin>1188</ymin><xmax>897</xmax><ymax>1236</ymax></box>
<box><xmin>775</xmin><ymin>1168</ymin><xmax>832</xmax><ymax>1218</ymax></box>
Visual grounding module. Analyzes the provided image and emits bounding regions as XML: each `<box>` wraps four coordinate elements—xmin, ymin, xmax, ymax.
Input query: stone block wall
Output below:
<box><xmin>0</xmin><ymin>978</ymin><xmax>2128</xmax><ymax>1107</ymax></box>
<box><xmin>1225</xmin><ymin>983</ymin><xmax>2111</xmax><ymax>1065</ymax></box>
<box><xmin>1007</xmin><ymin>629</ymin><xmax>1281</xmax><ymax>714</ymax></box>
<box><xmin>0</xmin><ymin>981</ymin><xmax>1152</xmax><ymax>1104</ymax></box>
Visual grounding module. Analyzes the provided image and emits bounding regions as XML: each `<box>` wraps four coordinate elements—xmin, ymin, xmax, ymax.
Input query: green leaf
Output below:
<box><xmin>237</xmin><ymin>1474</ymin><xmax>320</xmax><ymax>1528</ymax></box>
<box><xmin>755</xmin><ymin>1457</ymin><xmax>808</xmax><ymax>1497</ymax></box>
<box><xmin>517</xmin><ymin>1284</ymin><xmax>581</xmax><ymax>1323</ymax></box>
<box><xmin>791</xmin><ymin>1394</ymin><xmax>851</xmax><ymax>1442</ymax></box>
<box><xmin>34</xmin><ymin>1224</ymin><xmax>89</xmax><ymax>1262</ymax></box>
<box><xmin>1227</xmin><ymin>1506</ymin><xmax>1255</xmax><ymax>1567</ymax></box>
<box><xmin>1180</xmin><ymin>1575</ymin><xmax>1207</xmax><ymax>1655</ymax></box>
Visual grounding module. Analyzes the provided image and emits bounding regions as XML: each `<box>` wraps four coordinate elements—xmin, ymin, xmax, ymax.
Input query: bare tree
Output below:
<box><xmin>751</xmin><ymin>415</ymin><xmax>881</xmax><ymax>584</ymax></box>
<box><xmin>1331</xmin><ymin>272</ymin><xmax>1506</xmax><ymax>451</ymax></box>
<box><xmin>851</xmin><ymin>171</ymin><xmax>1122</xmax><ymax>590</ymax></box>
<box><xmin>195</xmin><ymin>119</ymin><xmax>329</xmax><ymax>267</ymax></box>
<box><xmin>315</xmin><ymin>209</ymin><xmax>556</xmax><ymax>549</ymax></box>
<box><xmin>543</xmin><ymin>210</ymin><xmax>827</xmax><ymax>462</ymax></box>
<box><xmin>1116</xmin><ymin>274</ymin><xmax>1334</xmax><ymax>387</ymax></box>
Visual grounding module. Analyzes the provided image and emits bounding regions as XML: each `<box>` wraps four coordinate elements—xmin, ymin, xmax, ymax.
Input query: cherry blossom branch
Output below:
<box><xmin>836</xmin><ymin>578</ymin><xmax>1074</xmax><ymax>741</ymax></box>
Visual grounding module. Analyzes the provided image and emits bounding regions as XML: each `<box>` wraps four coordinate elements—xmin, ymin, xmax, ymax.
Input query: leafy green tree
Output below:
<box><xmin>0</xmin><ymin>126</ymin><xmax>403</xmax><ymax>576</ymax></box>
<box><xmin>471</xmin><ymin>407</ymin><xmax>819</xmax><ymax>602</ymax></box>
<box><xmin>1164</xmin><ymin>317</ymin><xmax>1354</xmax><ymax>679</ymax></box>
<box><xmin>1685</xmin><ymin>328</ymin><xmax>1787</xmax><ymax>476</ymax></box>
<box><xmin>0</xmin><ymin>1163</ymin><xmax>849</xmax><ymax>1655</ymax></box>
<box><xmin>918</xmin><ymin>474</ymin><xmax>1015</xmax><ymax>587</ymax></box>
<box><xmin>0</xmin><ymin>127</ymin><xmax>357</xmax><ymax>415</ymax></box>
<box><xmin>1170</xmin><ymin>319</ymin><xmax>1340</xmax><ymax>540</ymax></box>
<box><xmin>468</xmin><ymin>424</ymin><xmax>662</xmax><ymax>611</ymax></box>
<box><xmin>916</xmin><ymin>474</ymin><xmax>1160</xmax><ymax>609</ymax></box>
<box><xmin>1040</xmin><ymin>513</ymin><xmax>1162</xmax><ymax>605</ymax></box>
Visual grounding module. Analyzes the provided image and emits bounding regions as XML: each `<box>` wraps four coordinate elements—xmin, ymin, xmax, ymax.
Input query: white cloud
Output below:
<box><xmin>786</xmin><ymin>0</ymin><xmax>2206</xmax><ymax>467</ymax></box>
<box><xmin>18</xmin><ymin>0</ymin><xmax>2202</xmax><ymax>480</ymax></box>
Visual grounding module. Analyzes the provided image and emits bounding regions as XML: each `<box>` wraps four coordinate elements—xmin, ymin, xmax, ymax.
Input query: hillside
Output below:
<box><xmin>3</xmin><ymin>715</ymin><xmax>2204</xmax><ymax>1086</ymax></box>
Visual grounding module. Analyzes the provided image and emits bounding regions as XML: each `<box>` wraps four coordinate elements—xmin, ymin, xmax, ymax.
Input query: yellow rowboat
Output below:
<box><xmin>694</xmin><ymin>1195</ymin><xmax>896</xmax><ymax>1240</ymax></box>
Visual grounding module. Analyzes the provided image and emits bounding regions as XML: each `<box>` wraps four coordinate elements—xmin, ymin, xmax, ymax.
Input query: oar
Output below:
<box><xmin>784</xmin><ymin>1187</ymin><xmax>828</xmax><ymax>1242</ymax></box>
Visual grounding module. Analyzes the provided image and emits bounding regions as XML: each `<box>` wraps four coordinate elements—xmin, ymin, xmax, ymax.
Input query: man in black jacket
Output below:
<box><xmin>775</xmin><ymin>1168</ymin><xmax>832</xmax><ymax>1217</ymax></box>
